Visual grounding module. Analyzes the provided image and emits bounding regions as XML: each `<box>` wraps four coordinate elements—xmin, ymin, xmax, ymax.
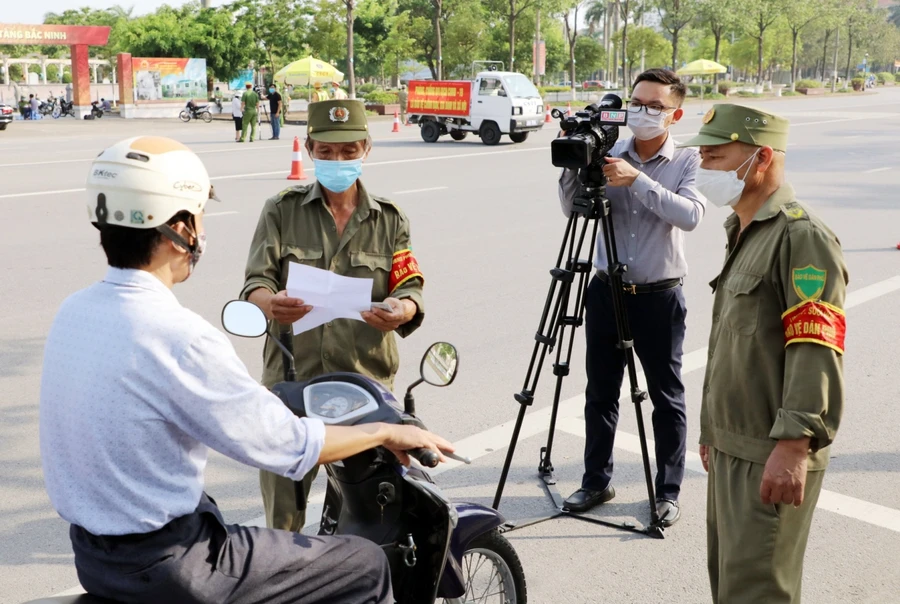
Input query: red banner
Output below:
<box><xmin>407</xmin><ymin>80</ymin><xmax>471</xmax><ymax>117</ymax></box>
<box><xmin>0</xmin><ymin>24</ymin><xmax>111</xmax><ymax>46</ymax></box>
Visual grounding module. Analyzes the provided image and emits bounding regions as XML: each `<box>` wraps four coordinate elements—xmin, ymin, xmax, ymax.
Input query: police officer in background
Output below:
<box><xmin>558</xmin><ymin>68</ymin><xmax>705</xmax><ymax>526</ymax></box>
<box><xmin>241</xmin><ymin>99</ymin><xmax>425</xmax><ymax>531</ymax></box>
<box><xmin>681</xmin><ymin>104</ymin><xmax>847</xmax><ymax>604</ymax></box>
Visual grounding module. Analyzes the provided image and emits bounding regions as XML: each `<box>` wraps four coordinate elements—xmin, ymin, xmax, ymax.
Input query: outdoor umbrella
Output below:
<box><xmin>676</xmin><ymin>59</ymin><xmax>728</xmax><ymax>113</ymax></box>
<box><xmin>273</xmin><ymin>57</ymin><xmax>344</xmax><ymax>88</ymax></box>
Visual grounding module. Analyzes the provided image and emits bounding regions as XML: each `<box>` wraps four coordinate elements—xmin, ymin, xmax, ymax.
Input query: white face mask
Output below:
<box><xmin>627</xmin><ymin>110</ymin><xmax>671</xmax><ymax>140</ymax></box>
<box><xmin>695</xmin><ymin>149</ymin><xmax>761</xmax><ymax>208</ymax></box>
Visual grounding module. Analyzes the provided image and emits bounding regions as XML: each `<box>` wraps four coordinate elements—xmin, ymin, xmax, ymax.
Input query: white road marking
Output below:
<box><xmin>393</xmin><ymin>186</ymin><xmax>449</xmax><ymax>195</ymax></box>
<box><xmin>863</xmin><ymin>166</ymin><xmax>891</xmax><ymax>174</ymax></box>
<box><xmin>205</xmin><ymin>211</ymin><xmax>239</xmax><ymax>217</ymax></box>
<box><xmin>1</xmin><ymin>146</ymin><xmax>548</xmax><ymax>200</ymax></box>
<box><xmin>0</xmin><ymin>188</ymin><xmax>85</xmax><ymax>200</ymax></box>
<box><xmin>556</xmin><ymin>418</ymin><xmax>900</xmax><ymax>535</ymax></box>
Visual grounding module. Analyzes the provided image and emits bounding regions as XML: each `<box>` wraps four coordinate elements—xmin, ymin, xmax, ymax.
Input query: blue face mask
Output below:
<box><xmin>314</xmin><ymin>158</ymin><xmax>363</xmax><ymax>193</ymax></box>
<box><xmin>269</xmin><ymin>88</ymin><xmax>275</xmax><ymax>93</ymax></box>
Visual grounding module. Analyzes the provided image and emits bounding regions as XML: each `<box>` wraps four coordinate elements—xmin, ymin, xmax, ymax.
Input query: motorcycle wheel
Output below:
<box><xmin>201</xmin><ymin>111</ymin><xmax>213</xmax><ymax>123</ymax></box>
<box><xmin>443</xmin><ymin>529</ymin><xmax>527</xmax><ymax>604</ymax></box>
<box><xmin>52</xmin><ymin>109</ymin><xmax>61</xmax><ymax>119</ymax></box>
<box><xmin>179</xmin><ymin>110</ymin><xmax>191</xmax><ymax>123</ymax></box>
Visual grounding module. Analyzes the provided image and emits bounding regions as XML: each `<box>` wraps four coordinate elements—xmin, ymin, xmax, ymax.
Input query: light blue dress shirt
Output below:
<box><xmin>40</xmin><ymin>268</ymin><xmax>325</xmax><ymax>535</ymax></box>
<box><xmin>558</xmin><ymin>134</ymin><xmax>706</xmax><ymax>284</ymax></box>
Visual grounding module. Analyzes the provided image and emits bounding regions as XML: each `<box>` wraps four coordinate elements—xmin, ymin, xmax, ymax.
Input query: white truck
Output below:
<box><xmin>407</xmin><ymin>63</ymin><xmax>544</xmax><ymax>145</ymax></box>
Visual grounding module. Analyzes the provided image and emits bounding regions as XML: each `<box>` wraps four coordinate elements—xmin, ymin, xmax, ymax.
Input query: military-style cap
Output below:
<box><xmin>679</xmin><ymin>104</ymin><xmax>789</xmax><ymax>152</ymax></box>
<box><xmin>307</xmin><ymin>99</ymin><xmax>369</xmax><ymax>143</ymax></box>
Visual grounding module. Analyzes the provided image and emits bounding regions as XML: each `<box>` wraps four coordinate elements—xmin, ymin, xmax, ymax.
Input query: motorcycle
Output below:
<box><xmin>52</xmin><ymin>99</ymin><xmax>75</xmax><ymax>119</ymax></box>
<box><xmin>221</xmin><ymin>300</ymin><xmax>528</xmax><ymax>604</ymax></box>
<box><xmin>89</xmin><ymin>101</ymin><xmax>103</xmax><ymax>119</ymax></box>
<box><xmin>179</xmin><ymin>101</ymin><xmax>213</xmax><ymax>123</ymax></box>
<box><xmin>38</xmin><ymin>99</ymin><xmax>56</xmax><ymax>117</ymax></box>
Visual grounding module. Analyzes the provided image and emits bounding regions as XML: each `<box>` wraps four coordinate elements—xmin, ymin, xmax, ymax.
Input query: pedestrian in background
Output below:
<box><xmin>267</xmin><ymin>84</ymin><xmax>283</xmax><ymax>141</ymax></box>
<box><xmin>398</xmin><ymin>85</ymin><xmax>408</xmax><ymax>125</ymax></box>
<box><xmin>331</xmin><ymin>80</ymin><xmax>348</xmax><ymax>100</ymax></box>
<box><xmin>240</xmin><ymin>82</ymin><xmax>259</xmax><ymax>143</ymax></box>
<box><xmin>231</xmin><ymin>92</ymin><xmax>243</xmax><ymax>143</ymax></box>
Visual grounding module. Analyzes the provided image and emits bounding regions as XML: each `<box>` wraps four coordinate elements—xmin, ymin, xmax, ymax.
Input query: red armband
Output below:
<box><xmin>389</xmin><ymin>248</ymin><xmax>424</xmax><ymax>293</ymax></box>
<box><xmin>782</xmin><ymin>300</ymin><xmax>846</xmax><ymax>354</ymax></box>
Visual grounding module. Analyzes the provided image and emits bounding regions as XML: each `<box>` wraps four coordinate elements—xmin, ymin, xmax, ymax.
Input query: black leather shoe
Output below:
<box><xmin>563</xmin><ymin>485</ymin><xmax>616</xmax><ymax>513</ymax></box>
<box><xmin>656</xmin><ymin>498</ymin><xmax>681</xmax><ymax>527</ymax></box>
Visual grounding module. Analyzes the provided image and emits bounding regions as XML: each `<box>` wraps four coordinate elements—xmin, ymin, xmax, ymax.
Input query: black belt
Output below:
<box><xmin>595</xmin><ymin>271</ymin><xmax>682</xmax><ymax>295</ymax></box>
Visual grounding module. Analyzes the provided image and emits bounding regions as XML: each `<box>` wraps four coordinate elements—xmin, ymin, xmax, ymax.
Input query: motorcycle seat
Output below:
<box><xmin>23</xmin><ymin>594</ymin><xmax>120</xmax><ymax>604</ymax></box>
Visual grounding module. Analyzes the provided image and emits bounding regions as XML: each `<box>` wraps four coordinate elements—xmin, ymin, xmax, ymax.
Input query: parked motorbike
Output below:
<box><xmin>90</xmin><ymin>101</ymin><xmax>103</xmax><ymax>119</ymax></box>
<box><xmin>38</xmin><ymin>99</ymin><xmax>55</xmax><ymax>117</ymax></box>
<box><xmin>53</xmin><ymin>99</ymin><xmax>75</xmax><ymax>119</ymax></box>
<box><xmin>179</xmin><ymin>101</ymin><xmax>213</xmax><ymax>123</ymax></box>
<box><xmin>222</xmin><ymin>299</ymin><xmax>528</xmax><ymax>604</ymax></box>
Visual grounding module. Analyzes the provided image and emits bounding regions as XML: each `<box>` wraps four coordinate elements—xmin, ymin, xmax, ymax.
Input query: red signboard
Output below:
<box><xmin>0</xmin><ymin>24</ymin><xmax>111</xmax><ymax>46</ymax></box>
<box><xmin>407</xmin><ymin>80</ymin><xmax>472</xmax><ymax>117</ymax></box>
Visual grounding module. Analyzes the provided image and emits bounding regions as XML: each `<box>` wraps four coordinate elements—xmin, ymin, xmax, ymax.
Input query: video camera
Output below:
<box><xmin>550</xmin><ymin>93</ymin><xmax>628</xmax><ymax>170</ymax></box>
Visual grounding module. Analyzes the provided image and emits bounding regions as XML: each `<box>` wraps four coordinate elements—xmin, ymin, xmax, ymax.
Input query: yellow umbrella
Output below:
<box><xmin>676</xmin><ymin>59</ymin><xmax>728</xmax><ymax>113</ymax></box>
<box><xmin>273</xmin><ymin>57</ymin><xmax>344</xmax><ymax>87</ymax></box>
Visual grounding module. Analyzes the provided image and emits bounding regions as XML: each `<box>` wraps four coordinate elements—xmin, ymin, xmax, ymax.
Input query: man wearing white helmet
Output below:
<box><xmin>38</xmin><ymin>136</ymin><xmax>452</xmax><ymax>603</ymax></box>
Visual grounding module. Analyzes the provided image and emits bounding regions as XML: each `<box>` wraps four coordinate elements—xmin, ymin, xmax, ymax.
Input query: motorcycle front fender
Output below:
<box><xmin>437</xmin><ymin>503</ymin><xmax>506</xmax><ymax>599</ymax></box>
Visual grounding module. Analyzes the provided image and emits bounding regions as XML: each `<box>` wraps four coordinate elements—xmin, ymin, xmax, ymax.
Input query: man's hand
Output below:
<box><xmin>760</xmin><ymin>438</ymin><xmax>810</xmax><ymax>507</ymax></box>
<box><xmin>602</xmin><ymin>157</ymin><xmax>640</xmax><ymax>187</ymax></box>
<box><xmin>382</xmin><ymin>424</ymin><xmax>455</xmax><ymax>467</ymax></box>
<box><xmin>700</xmin><ymin>444</ymin><xmax>710</xmax><ymax>472</ymax></box>
<box><xmin>269</xmin><ymin>290</ymin><xmax>313</xmax><ymax>325</ymax></box>
<box><xmin>361</xmin><ymin>297</ymin><xmax>414</xmax><ymax>332</ymax></box>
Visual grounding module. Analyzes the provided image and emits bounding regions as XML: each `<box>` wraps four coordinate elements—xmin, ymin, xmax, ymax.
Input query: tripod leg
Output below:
<box><xmin>492</xmin><ymin>403</ymin><xmax>528</xmax><ymax>510</ymax></box>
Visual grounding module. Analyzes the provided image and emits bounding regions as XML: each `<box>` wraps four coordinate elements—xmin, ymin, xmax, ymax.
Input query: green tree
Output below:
<box><xmin>740</xmin><ymin>0</ymin><xmax>784</xmax><ymax>84</ymax></box>
<box><xmin>229</xmin><ymin>0</ymin><xmax>308</xmax><ymax>84</ymax></box>
<box><xmin>654</xmin><ymin>0</ymin><xmax>701</xmax><ymax>69</ymax></box>
<box><xmin>487</xmin><ymin>0</ymin><xmax>541</xmax><ymax>71</ymax></box>
<box><xmin>307</xmin><ymin>0</ymin><xmax>347</xmax><ymax>64</ymax></box>
<box><xmin>617</xmin><ymin>25</ymin><xmax>672</xmax><ymax>71</ymax></box>
<box><xmin>442</xmin><ymin>0</ymin><xmax>487</xmax><ymax>77</ymax></box>
<box><xmin>783</xmin><ymin>0</ymin><xmax>820</xmax><ymax>89</ymax></box>
<box><xmin>562</xmin><ymin>2</ymin><xmax>580</xmax><ymax>92</ymax></box>
<box><xmin>574</xmin><ymin>35</ymin><xmax>607</xmax><ymax>79</ymax></box>
<box><xmin>699</xmin><ymin>0</ymin><xmax>739</xmax><ymax>81</ymax></box>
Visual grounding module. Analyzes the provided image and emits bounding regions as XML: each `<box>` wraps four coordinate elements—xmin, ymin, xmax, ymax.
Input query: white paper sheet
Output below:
<box><xmin>285</xmin><ymin>262</ymin><xmax>374</xmax><ymax>335</ymax></box>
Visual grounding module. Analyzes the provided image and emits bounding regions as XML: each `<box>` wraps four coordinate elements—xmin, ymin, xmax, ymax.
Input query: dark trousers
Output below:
<box><xmin>233</xmin><ymin>115</ymin><xmax>243</xmax><ymax>134</ymax></box>
<box><xmin>70</xmin><ymin>493</ymin><xmax>392</xmax><ymax>604</ymax></box>
<box><xmin>582</xmin><ymin>275</ymin><xmax>687</xmax><ymax>501</ymax></box>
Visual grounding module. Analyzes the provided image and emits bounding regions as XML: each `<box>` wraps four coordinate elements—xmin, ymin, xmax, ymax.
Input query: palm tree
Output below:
<box><xmin>585</xmin><ymin>0</ymin><xmax>607</xmax><ymax>37</ymax></box>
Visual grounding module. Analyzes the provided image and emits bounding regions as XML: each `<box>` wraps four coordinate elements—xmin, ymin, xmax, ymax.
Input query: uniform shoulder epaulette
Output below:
<box><xmin>371</xmin><ymin>195</ymin><xmax>403</xmax><ymax>213</ymax></box>
<box><xmin>274</xmin><ymin>184</ymin><xmax>314</xmax><ymax>203</ymax></box>
<box><xmin>780</xmin><ymin>201</ymin><xmax>809</xmax><ymax>222</ymax></box>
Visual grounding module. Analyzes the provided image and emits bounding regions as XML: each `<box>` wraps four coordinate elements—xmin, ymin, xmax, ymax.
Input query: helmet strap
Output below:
<box><xmin>157</xmin><ymin>222</ymin><xmax>198</xmax><ymax>261</ymax></box>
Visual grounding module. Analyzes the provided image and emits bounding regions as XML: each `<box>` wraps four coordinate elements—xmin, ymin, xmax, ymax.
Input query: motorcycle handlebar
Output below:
<box><xmin>408</xmin><ymin>447</ymin><xmax>440</xmax><ymax>468</ymax></box>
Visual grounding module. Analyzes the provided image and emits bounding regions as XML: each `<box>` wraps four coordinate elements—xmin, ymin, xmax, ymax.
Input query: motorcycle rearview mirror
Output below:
<box><xmin>221</xmin><ymin>300</ymin><xmax>297</xmax><ymax>381</ymax></box>
<box><xmin>404</xmin><ymin>342</ymin><xmax>459</xmax><ymax>416</ymax></box>
<box><xmin>420</xmin><ymin>342</ymin><xmax>459</xmax><ymax>387</ymax></box>
<box><xmin>221</xmin><ymin>300</ymin><xmax>268</xmax><ymax>338</ymax></box>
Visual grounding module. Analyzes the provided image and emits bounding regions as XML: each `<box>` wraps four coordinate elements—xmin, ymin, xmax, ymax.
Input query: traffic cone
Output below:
<box><xmin>392</xmin><ymin>110</ymin><xmax>401</xmax><ymax>133</ymax></box>
<box><xmin>566</xmin><ymin>102</ymin><xmax>572</xmax><ymax>117</ymax></box>
<box><xmin>544</xmin><ymin>106</ymin><xmax>552</xmax><ymax>123</ymax></box>
<box><xmin>286</xmin><ymin>136</ymin><xmax>307</xmax><ymax>181</ymax></box>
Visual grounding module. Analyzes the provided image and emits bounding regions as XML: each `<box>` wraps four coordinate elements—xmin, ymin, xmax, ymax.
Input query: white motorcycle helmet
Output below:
<box><xmin>86</xmin><ymin>136</ymin><xmax>216</xmax><ymax>229</ymax></box>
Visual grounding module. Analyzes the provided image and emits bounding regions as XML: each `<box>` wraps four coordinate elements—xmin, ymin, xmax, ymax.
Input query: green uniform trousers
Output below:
<box><xmin>260</xmin><ymin>466</ymin><xmax>319</xmax><ymax>531</ymax></box>
<box><xmin>241</xmin><ymin>111</ymin><xmax>258</xmax><ymax>142</ymax></box>
<box><xmin>707</xmin><ymin>448</ymin><xmax>824</xmax><ymax>604</ymax></box>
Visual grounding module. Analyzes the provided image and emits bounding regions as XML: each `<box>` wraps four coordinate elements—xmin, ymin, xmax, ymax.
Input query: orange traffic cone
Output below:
<box><xmin>287</xmin><ymin>136</ymin><xmax>307</xmax><ymax>181</ymax></box>
<box><xmin>566</xmin><ymin>102</ymin><xmax>572</xmax><ymax>117</ymax></box>
<box><xmin>544</xmin><ymin>106</ymin><xmax>552</xmax><ymax>123</ymax></box>
<box><xmin>392</xmin><ymin>110</ymin><xmax>401</xmax><ymax>133</ymax></box>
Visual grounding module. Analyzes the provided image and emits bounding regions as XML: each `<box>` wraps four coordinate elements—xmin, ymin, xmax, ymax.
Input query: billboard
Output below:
<box><xmin>0</xmin><ymin>23</ymin><xmax>110</xmax><ymax>46</ymax></box>
<box><xmin>132</xmin><ymin>58</ymin><xmax>207</xmax><ymax>103</ymax></box>
<box><xmin>407</xmin><ymin>81</ymin><xmax>471</xmax><ymax>117</ymax></box>
<box><xmin>229</xmin><ymin>69</ymin><xmax>255</xmax><ymax>91</ymax></box>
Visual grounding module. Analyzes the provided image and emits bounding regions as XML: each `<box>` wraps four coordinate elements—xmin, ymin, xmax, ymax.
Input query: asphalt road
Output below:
<box><xmin>2</xmin><ymin>90</ymin><xmax>899</xmax><ymax>603</ymax></box>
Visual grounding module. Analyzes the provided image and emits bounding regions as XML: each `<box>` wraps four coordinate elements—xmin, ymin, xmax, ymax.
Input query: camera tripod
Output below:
<box><xmin>491</xmin><ymin>166</ymin><xmax>665</xmax><ymax>539</ymax></box>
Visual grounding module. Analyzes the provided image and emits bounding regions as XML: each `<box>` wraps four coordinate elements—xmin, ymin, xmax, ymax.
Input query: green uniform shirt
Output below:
<box><xmin>241</xmin><ymin>89</ymin><xmax>259</xmax><ymax>114</ymax></box>
<box><xmin>240</xmin><ymin>181</ymin><xmax>425</xmax><ymax>390</ymax></box>
<box><xmin>700</xmin><ymin>184</ymin><xmax>847</xmax><ymax>470</ymax></box>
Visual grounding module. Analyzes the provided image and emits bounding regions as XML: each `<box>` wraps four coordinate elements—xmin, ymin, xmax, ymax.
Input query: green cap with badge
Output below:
<box><xmin>307</xmin><ymin>99</ymin><xmax>369</xmax><ymax>143</ymax></box>
<box><xmin>679</xmin><ymin>103</ymin><xmax>789</xmax><ymax>153</ymax></box>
